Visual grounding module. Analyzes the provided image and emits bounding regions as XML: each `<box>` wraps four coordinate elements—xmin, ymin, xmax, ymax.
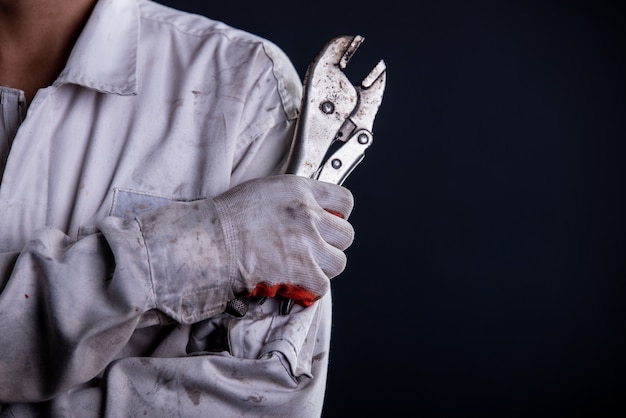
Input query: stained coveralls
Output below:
<box><xmin>0</xmin><ymin>0</ymin><xmax>332</xmax><ymax>416</ymax></box>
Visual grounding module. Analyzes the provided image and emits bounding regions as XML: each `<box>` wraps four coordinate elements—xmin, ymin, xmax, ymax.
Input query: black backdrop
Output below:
<box><xmin>155</xmin><ymin>1</ymin><xmax>625</xmax><ymax>416</ymax></box>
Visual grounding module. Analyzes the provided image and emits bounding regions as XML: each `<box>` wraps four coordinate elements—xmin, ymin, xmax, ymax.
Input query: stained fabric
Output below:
<box><xmin>0</xmin><ymin>0</ymin><xmax>333</xmax><ymax>416</ymax></box>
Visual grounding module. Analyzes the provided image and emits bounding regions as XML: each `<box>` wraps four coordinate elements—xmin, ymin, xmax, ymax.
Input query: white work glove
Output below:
<box><xmin>213</xmin><ymin>174</ymin><xmax>354</xmax><ymax>307</ymax></box>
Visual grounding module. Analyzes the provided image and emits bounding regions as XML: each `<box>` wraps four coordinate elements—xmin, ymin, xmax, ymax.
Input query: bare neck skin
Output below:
<box><xmin>0</xmin><ymin>0</ymin><xmax>97</xmax><ymax>105</ymax></box>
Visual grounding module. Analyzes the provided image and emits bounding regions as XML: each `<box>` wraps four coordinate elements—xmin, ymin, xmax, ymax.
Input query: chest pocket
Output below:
<box><xmin>110</xmin><ymin>189</ymin><xmax>176</xmax><ymax>218</ymax></box>
<box><xmin>78</xmin><ymin>189</ymin><xmax>178</xmax><ymax>240</ymax></box>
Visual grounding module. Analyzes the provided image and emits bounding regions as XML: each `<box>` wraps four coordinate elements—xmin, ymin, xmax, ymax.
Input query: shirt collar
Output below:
<box><xmin>55</xmin><ymin>0</ymin><xmax>139</xmax><ymax>95</ymax></box>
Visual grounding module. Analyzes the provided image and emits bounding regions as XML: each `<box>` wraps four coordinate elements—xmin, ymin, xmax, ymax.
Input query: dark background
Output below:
<box><xmin>157</xmin><ymin>1</ymin><xmax>625</xmax><ymax>416</ymax></box>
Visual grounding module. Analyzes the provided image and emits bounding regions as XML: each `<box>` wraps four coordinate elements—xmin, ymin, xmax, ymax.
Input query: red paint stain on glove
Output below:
<box><xmin>247</xmin><ymin>283</ymin><xmax>318</xmax><ymax>307</ymax></box>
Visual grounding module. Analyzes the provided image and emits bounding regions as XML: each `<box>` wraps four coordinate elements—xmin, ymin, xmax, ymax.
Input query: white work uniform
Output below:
<box><xmin>0</xmin><ymin>0</ymin><xmax>333</xmax><ymax>416</ymax></box>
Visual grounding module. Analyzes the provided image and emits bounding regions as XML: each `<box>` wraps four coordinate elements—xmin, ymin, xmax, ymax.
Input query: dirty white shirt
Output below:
<box><xmin>0</xmin><ymin>0</ymin><xmax>333</xmax><ymax>416</ymax></box>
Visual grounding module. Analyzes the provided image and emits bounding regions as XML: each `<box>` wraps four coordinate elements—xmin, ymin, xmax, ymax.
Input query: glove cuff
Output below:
<box><xmin>136</xmin><ymin>199</ymin><xmax>234</xmax><ymax>323</ymax></box>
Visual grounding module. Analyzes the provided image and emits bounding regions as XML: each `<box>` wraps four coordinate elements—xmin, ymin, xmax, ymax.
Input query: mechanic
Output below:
<box><xmin>0</xmin><ymin>0</ymin><xmax>354</xmax><ymax>416</ymax></box>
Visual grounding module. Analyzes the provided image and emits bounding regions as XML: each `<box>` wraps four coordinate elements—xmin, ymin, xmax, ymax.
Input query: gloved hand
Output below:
<box><xmin>213</xmin><ymin>174</ymin><xmax>354</xmax><ymax>307</ymax></box>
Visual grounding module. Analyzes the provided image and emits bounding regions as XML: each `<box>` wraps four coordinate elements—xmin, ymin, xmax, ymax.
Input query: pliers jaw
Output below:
<box><xmin>286</xmin><ymin>35</ymin><xmax>386</xmax><ymax>183</ymax></box>
<box><xmin>317</xmin><ymin>58</ymin><xmax>386</xmax><ymax>184</ymax></box>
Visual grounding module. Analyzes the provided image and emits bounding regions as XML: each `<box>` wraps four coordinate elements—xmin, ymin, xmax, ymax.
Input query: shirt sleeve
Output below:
<box><xmin>0</xmin><ymin>193</ymin><xmax>332</xmax><ymax>413</ymax></box>
<box><xmin>100</xmin><ymin>295</ymin><xmax>332</xmax><ymax>417</ymax></box>
<box><xmin>0</xmin><ymin>296</ymin><xmax>331</xmax><ymax>418</ymax></box>
<box><xmin>0</xmin><ymin>197</ymin><xmax>234</xmax><ymax>402</ymax></box>
<box><xmin>0</xmin><ymin>225</ymin><xmax>155</xmax><ymax>402</ymax></box>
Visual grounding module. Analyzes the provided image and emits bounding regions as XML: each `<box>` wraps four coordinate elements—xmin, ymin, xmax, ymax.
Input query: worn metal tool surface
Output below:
<box><xmin>226</xmin><ymin>34</ymin><xmax>386</xmax><ymax>317</ymax></box>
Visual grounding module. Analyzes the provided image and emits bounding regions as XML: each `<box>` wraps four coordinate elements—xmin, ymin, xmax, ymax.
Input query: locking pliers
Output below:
<box><xmin>225</xmin><ymin>35</ymin><xmax>386</xmax><ymax>317</ymax></box>
<box><xmin>278</xmin><ymin>34</ymin><xmax>386</xmax><ymax>314</ymax></box>
<box><xmin>286</xmin><ymin>34</ymin><xmax>386</xmax><ymax>185</ymax></box>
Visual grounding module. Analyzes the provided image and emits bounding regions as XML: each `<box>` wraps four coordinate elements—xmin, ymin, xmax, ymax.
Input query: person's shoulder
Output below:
<box><xmin>136</xmin><ymin>0</ymin><xmax>302</xmax><ymax>119</ymax></box>
<box><xmin>138</xmin><ymin>0</ymin><xmax>272</xmax><ymax>48</ymax></box>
